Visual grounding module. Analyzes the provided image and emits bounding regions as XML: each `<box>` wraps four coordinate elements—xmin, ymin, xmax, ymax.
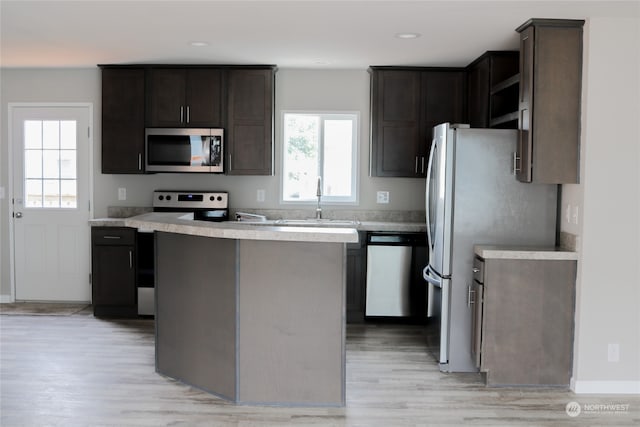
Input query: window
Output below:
<box><xmin>282</xmin><ymin>112</ymin><xmax>358</xmax><ymax>203</ymax></box>
<box><xmin>24</xmin><ymin>120</ymin><xmax>78</xmax><ymax>208</ymax></box>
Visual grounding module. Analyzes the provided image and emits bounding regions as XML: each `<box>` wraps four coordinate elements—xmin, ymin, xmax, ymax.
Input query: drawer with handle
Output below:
<box><xmin>92</xmin><ymin>227</ymin><xmax>136</xmax><ymax>245</ymax></box>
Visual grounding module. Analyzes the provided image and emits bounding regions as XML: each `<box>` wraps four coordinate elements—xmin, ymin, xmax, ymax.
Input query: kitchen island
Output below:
<box><xmin>101</xmin><ymin>212</ymin><xmax>358</xmax><ymax>407</ymax></box>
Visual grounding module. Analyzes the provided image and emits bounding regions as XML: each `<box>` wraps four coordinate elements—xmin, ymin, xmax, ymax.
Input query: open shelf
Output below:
<box><xmin>490</xmin><ymin>111</ymin><xmax>519</xmax><ymax>128</ymax></box>
<box><xmin>490</xmin><ymin>73</ymin><xmax>520</xmax><ymax>95</ymax></box>
<box><xmin>489</xmin><ymin>73</ymin><xmax>520</xmax><ymax>129</ymax></box>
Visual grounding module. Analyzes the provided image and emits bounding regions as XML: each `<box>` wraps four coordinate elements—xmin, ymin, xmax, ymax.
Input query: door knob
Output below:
<box><xmin>14</xmin><ymin>212</ymin><xmax>23</xmax><ymax>218</ymax></box>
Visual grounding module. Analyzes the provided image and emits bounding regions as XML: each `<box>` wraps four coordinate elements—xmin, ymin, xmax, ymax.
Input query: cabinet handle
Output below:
<box><xmin>415</xmin><ymin>156</ymin><xmax>419</xmax><ymax>174</ymax></box>
<box><xmin>186</xmin><ymin>106</ymin><xmax>190</xmax><ymax>124</ymax></box>
<box><xmin>468</xmin><ymin>286</ymin><xmax>476</xmax><ymax>307</ymax></box>
<box><xmin>512</xmin><ymin>152</ymin><xmax>521</xmax><ymax>174</ymax></box>
<box><xmin>180</xmin><ymin>106</ymin><xmax>184</xmax><ymax>123</ymax></box>
<box><xmin>138</xmin><ymin>153</ymin><xmax>142</xmax><ymax>171</ymax></box>
<box><xmin>129</xmin><ymin>250</ymin><xmax>133</xmax><ymax>269</ymax></box>
<box><xmin>421</xmin><ymin>156</ymin><xmax>425</xmax><ymax>174</ymax></box>
<box><xmin>103</xmin><ymin>235</ymin><xmax>121</xmax><ymax>240</ymax></box>
<box><xmin>229</xmin><ymin>154</ymin><xmax>232</xmax><ymax>172</ymax></box>
<box><xmin>472</xmin><ymin>267</ymin><xmax>480</xmax><ymax>273</ymax></box>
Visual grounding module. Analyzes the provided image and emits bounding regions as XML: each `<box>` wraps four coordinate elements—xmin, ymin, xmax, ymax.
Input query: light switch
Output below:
<box><xmin>608</xmin><ymin>343</ymin><xmax>620</xmax><ymax>362</ymax></box>
<box><xmin>118</xmin><ymin>188</ymin><xmax>127</xmax><ymax>201</ymax></box>
<box><xmin>257</xmin><ymin>189</ymin><xmax>265</xmax><ymax>202</ymax></box>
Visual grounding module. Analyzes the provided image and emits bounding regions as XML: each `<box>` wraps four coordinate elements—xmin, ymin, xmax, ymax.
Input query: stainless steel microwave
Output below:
<box><xmin>145</xmin><ymin>128</ymin><xmax>224</xmax><ymax>173</ymax></box>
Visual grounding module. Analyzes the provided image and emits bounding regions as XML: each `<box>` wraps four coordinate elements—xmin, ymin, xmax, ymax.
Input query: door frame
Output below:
<box><xmin>7</xmin><ymin>102</ymin><xmax>94</xmax><ymax>303</ymax></box>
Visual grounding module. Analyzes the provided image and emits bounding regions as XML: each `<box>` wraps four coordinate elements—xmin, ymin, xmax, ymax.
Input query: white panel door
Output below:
<box><xmin>11</xmin><ymin>105</ymin><xmax>91</xmax><ymax>302</ymax></box>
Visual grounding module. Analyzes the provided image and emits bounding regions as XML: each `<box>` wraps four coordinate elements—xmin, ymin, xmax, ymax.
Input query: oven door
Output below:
<box><xmin>146</xmin><ymin>128</ymin><xmax>217</xmax><ymax>173</ymax></box>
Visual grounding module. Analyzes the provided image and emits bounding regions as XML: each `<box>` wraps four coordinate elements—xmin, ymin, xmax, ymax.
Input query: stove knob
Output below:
<box><xmin>210</xmin><ymin>196</ymin><xmax>215</xmax><ymax>201</ymax></box>
<box><xmin>158</xmin><ymin>195</ymin><xmax>164</xmax><ymax>201</ymax></box>
<box><xmin>166</xmin><ymin>195</ymin><xmax>172</xmax><ymax>201</ymax></box>
<box><xmin>217</xmin><ymin>196</ymin><xmax>223</xmax><ymax>201</ymax></box>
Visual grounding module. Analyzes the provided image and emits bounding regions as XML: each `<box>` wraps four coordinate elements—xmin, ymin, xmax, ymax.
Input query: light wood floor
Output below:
<box><xmin>1</xmin><ymin>308</ymin><xmax>638</xmax><ymax>426</ymax></box>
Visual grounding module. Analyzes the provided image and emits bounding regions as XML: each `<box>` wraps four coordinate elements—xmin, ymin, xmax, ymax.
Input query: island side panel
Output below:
<box><xmin>155</xmin><ymin>232</ymin><xmax>237</xmax><ymax>400</ymax></box>
<box><xmin>238</xmin><ymin>240</ymin><xmax>346</xmax><ymax>406</ymax></box>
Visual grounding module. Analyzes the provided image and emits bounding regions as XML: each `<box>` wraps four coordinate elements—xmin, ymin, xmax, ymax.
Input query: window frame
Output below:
<box><xmin>280</xmin><ymin>110</ymin><xmax>359</xmax><ymax>205</ymax></box>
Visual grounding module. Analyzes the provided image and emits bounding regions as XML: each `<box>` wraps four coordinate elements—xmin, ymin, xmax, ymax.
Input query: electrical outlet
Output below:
<box><xmin>118</xmin><ymin>187</ymin><xmax>127</xmax><ymax>201</ymax></box>
<box><xmin>572</xmin><ymin>205</ymin><xmax>579</xmax><ymax>225</ymax></box>
<box><xmin>566</xmin><ymin>204</ymin><xmax>571</xmax><ymax>223</ymax></box>
<box><xmin>376</xmin><ymin>191</ymin><xmax>390</xmax><ymax>204</ymax></box>
<box><xmin>257</xmin><ymin>189</ymin><xmax>265</xmax><ymax>202</ymax></box>
<box><xmin>608</xmin><ymin>343</ymin><xmax>620</xmax><ymax>362</ymax></box>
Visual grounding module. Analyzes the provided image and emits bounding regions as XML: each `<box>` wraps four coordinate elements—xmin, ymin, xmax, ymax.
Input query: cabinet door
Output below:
<box><xmin>346</xmin><ymin>245</ymin><xmax>365</xmax><ymax>323</ymax></box>
<box><xmin>185</xmin><ymin>68</ymin><xmax>223</xmax><ymax>127</ymax></box>
<box><xmin>467</xmin><ymin>57</ymin><xmax>491</xmax><ymax>128</ymax></box>
<box><xmin>226</xmin><ymin>68</ymin><xmax>274</xmax><ymax>175</ymax></box>
<box><xmin>370</xmin><ymin>70</ymin><xmax>422</xmax><ymax>177</ymax></box>
<box><xmin>517</xmin><ymin>26</ymin><xmax>534</xmax><ymax>182</ymax></box>
<box><xmin>531</xmin><ymin>25</ymin><xmax>582</xmax><ymax>183</ymax></box>
<box><xmin>470</xmin><ymin>281</ymin><xmax>484</xmax><ymax>368</ymax></box>
<box><xmin>410</xmin><ymin>243</ymin><xmax>428</xmax><ymax>321</ymax></box>
<box><xmin>147</xmin><ymin>68</ymin><xmax>187</xmax><ymax>127</ymax></box>
<box><xmin>422</xmin><ymin>71</ymin><xmax>466</xmax><ymax>148</ymax></box>
<box><xmin>101</xmin><ymin>68</ymin><xmax>145</xmax><ymax>174</ymax></box>
<box><xmin>92</xmin><ymin>244</ymin><xmax>136</xmax><ymax>306</ymax></box>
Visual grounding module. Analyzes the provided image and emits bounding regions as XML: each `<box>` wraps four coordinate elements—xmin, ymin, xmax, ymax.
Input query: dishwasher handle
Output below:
<box><xmin>367</xmin><ymin>233</ymin><xmax>415</xmax><ymax>245</ymax></box>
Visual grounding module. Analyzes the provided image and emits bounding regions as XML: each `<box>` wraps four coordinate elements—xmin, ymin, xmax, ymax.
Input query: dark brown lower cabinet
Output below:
<box><xmin>472</xmin><ymin>255</ymin><xmax>577</xmax><ymax>386</ymax></box>
<box><xmin>91</xmin><ymin>227</ymin><xmax>137</xmax><ymax>317</ymax></box>
<box><xmin>346</xmin><ymin>233</ymin><xmax>366</xmax><ymax>323</ymax></box>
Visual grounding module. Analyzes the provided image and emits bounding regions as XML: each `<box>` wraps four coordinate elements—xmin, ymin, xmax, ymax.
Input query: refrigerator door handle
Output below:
<box><xmin>423</xmin><ymin>265</ymin><xmax>442</xmax><ymax>288</ymax></box>
<box><xmin>425</xmin><ymin>139</ymin><xmax>437</xmax><ymax>259</ymax></box>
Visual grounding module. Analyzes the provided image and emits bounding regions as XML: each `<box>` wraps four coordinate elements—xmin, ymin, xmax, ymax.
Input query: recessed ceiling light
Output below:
<box><xmin>189</xmin><ymin>41</ymin><xmax>209</xmax><ymax>47</ymax></box>
<box><xmin>395</xmin><ymin>32</ymin><xmax>421</xmax><ymax>39</ymax></box>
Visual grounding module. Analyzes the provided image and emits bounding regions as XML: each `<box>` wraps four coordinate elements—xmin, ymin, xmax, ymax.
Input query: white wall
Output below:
<box><xmin>0</xmin><ymin>69</ymin><xmax>102</xmax><ymax>300</ymax></box>
<box><xmin>568</xmin><ymin>17</ymin><xmax>640</xmax><ymax>393</ymax></box>
<box><xmin>0</xmin><ymin>67</ymin><xmax>425</xmax><ymax>297</ymax></box>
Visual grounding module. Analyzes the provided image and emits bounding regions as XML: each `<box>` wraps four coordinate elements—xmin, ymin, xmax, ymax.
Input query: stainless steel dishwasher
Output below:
<box><xmin>365</xmin><ymin>233</ymin><xmax>416</xmax><ymax>317</ymax></box>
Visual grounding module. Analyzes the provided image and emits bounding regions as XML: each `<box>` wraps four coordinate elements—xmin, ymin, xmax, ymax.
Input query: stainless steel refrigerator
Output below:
<box><xmin>423</xmin><ymin>123</ymin><xmax>557</xmax><ymax>373</ymax></box>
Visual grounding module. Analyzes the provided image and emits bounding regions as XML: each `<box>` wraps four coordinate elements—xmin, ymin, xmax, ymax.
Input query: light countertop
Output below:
<box><xmin>474</xmin><ymin>245</ymin><xmax>579</xmax><ymax>261</ymax></box>
<box><xmin>90</xmin><ymin>213</ymin><xmax>426</xmax><ymax>242</ymax></box>
<box><xmin>90</xmin><ymin>212</ymin><xmax>363</xmax><ymax>244</ymax></box>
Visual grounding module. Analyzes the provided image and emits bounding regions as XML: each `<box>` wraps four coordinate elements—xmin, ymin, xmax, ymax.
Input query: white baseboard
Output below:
<box><xmin>0</xmin><ymin>294</ymin><xmax>14</xmax><ymax>303</ymax></box>
<box><xmin>572</xmin><ymin>380</ymin><xmax>640</xmax><ymax>394</ymax></box>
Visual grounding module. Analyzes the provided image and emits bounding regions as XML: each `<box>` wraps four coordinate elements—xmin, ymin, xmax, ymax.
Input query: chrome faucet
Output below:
<box><xmin>315</xmin><ymin>176</ymin><xmax>322</xmax><ymax>219</ymax></box>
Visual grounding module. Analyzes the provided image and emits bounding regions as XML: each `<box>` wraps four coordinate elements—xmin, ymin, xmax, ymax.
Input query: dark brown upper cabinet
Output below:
<box><xmin>146</xmin><ymin>67</ymin><xmax>222</xmax><ymax>127</ymax></box>
<box><xmin>226</xmin><ymin>68</ymin><xmax>275</xmax><ymax>175</ymax></box>
<box><xmin>369</xmin><ymin>67</ymin><xmax>465</xmax><ymax>177</ymax></box>
<box><xmin>466</xmin><ymin>51</ymin><xmax>520</xmax><ymax>129</ymax></box>
<box><xmin>516</xmin><ymin>19</ymin><xmax>584</xmax><ymax>184</ymax></box>
<box><xmin>101</xmin><ymin>67</ymin><xmax>146</xmax><ymax>174</ymax></box>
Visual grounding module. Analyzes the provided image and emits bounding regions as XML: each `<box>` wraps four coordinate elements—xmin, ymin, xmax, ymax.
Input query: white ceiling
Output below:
<box><xmin>1</xmin><ymin>1</ymin><xmax>638</xmax><ymax>69</ymax></box>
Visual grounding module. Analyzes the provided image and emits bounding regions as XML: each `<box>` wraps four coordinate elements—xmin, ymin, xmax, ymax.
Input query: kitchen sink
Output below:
<box><xmin>274</xmin><ymin>219</ymin><xmax>360</xmax><ymax>227</ymax></box>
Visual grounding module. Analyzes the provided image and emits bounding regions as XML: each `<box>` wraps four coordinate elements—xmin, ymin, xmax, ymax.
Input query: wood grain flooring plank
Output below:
<box><xmin>1</xmin><ymin>311</ymin><xmax>638</xmax><ymax>426</ymax></box>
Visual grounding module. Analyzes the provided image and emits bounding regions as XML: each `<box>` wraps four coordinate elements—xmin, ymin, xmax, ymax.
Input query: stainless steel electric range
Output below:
<box><xmin>137</xmin><ymin>190</ymin><xmax>230</xmax><ymax>316</ymax></box>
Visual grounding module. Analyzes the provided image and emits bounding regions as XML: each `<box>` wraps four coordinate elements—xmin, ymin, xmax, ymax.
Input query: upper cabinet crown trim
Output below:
<box><xmin>515</xmin><ymin>18</ymin><xmax>585</xmax><ymax>32</ymax></box>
